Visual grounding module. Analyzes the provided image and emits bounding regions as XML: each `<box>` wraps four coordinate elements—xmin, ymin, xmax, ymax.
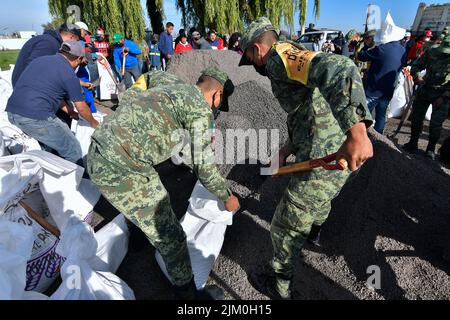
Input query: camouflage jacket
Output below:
<box><xmin>91</xmin><ymin>84</ymin><xmax>232</xmax><ymax>202</ymax></box>
<box><xmin>266</xmin><ymin>41</ymin><xmax>373</xmax><ymax>161</ymax></box>
<box><xmin>411</xmin><ymin>47</ymin><xmax>450</xmax><ymax>98</ymax></box>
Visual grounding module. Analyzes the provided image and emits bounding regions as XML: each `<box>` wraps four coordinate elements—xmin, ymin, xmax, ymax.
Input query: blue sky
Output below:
<box><xmin>0</xmin><ymin>0</ymin><xmax>438</xmax><ymax>34</ymax></box>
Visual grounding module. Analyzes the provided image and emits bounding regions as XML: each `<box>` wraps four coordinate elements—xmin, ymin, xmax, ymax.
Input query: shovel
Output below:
<box><xmin>272</xmin><ymin>153</ymin><xmax>348</xmax><ymax>177</ymax></box>
<box><xmin>122</xmin><ymin>51</ymin><xmax>129</xmax><ymax>78</ymax></box>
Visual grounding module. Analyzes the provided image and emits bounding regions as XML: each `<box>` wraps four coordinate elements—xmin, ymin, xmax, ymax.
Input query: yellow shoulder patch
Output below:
<box><xmin>274</xmin><ymin>42</ymin><xmax>320</xmax><ymax>85</ymax></box>
<box><xmin>132</xmin><ymin>75</ymin><xmax>148</xmax><ymax>91</ymax></box>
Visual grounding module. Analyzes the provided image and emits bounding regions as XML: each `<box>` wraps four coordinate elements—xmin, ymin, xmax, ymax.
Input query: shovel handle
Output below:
<box><xmin>273</xmin><ymin>153</ymin><xmax>348</xmax><ymax>177</ymax></box>
<box><xmin>19</xmin><ymin>201</ymin><xmax>60</xmax><ymax>238</ymax></box>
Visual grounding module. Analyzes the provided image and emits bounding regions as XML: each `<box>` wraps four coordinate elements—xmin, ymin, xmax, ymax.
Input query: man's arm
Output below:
<box><xmin>158</xmin><ymin>36</ymin><xmax>168</xmax><ymax>56</ymax></box>
<box><xmin>126</xmin><ymin>41</ymin><xmax>142</xmax><ymax>55</ymax></box>
<box><xmin>410</xmin><ymin>49</ymin><xmax>429</xmax><ymax>79</ymax></box>
<box><xmin>307</xmin><ymin>53</ymin><xmax>373</xmax><ymax>132</ymax></box>
<box><xmin>307</xmin><ymin>53</ymin><xmax>374</xmax><ymax>170</ymax></box>
<box><xmin>357</xmin><ymin>45</ymin><xmax>379</xmax><ymax>62</ymax></box>
<box><xmin>74</xmin><ymin>101</ymin><xmax>99</xmax><ymax>128</ymax></box>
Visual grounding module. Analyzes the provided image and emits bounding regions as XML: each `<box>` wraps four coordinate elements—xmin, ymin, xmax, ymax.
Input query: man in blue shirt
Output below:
<box><xmin>6</xmin><ymin>41</ymin><xmax>99</xmax><ymax>165</ymax></box>
<box><xmin>113</xmin><ymin>33</ymin><xmax>142</xmax><ymax>88</ymax></box>
<box><xmin>158</xmin><ymin>22</ymin><xmax>174</xmax><ymax>71</ymax></box>
<box><xmin>358</xmin><ymin>40</ymin><xmax>406</xmax><ymax>134</ymax></box>
<box><xmin>12</xmin><ymin>23</ymin><xmax>82</xmax><ymax>87</ymax></box>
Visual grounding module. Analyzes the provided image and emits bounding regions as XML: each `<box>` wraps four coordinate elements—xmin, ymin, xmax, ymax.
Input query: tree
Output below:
<box><xmin>42</xmin><ymin>17</ymin><xmax>65</xmax><ymax>32</ymax></box>
<box><xmin>147</xmin><ymin>0</ymin><xmax>165</xmax><ymax>35</ymax></box>
<box><xmin>48</xmin><ymin>0</ymin><xmax>146</xmax><ymax>41</ymax></box>
<box><xmin>146</xmin><ymin>0</ymin><xmax>321</xmax><ymax>35</ymax></box>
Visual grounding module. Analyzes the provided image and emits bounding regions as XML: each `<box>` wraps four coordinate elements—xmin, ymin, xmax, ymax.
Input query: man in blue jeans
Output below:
<box><xmin>113</xmin><ymin>33</ymin><xmax>142</xmax><ymax>88</ymax></box>
<box><xmin>6</xmin><ymin>41</ymin><xmax>99</xmax><ymax>165</ymax></box>
<box><xmin>358</xmin><ymin>28</ymin><xmax>406</xmax><ymax>134</ymax></box>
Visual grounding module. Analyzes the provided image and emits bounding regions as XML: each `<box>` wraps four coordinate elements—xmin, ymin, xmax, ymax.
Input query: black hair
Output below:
<box><xmin>196</xmin><ymin>75</ymin><xmax>223</xmax><ymax>91</ymax></box>
<box><xmin>252</xmin><ymin>30</ymin><xmax>279</xmax><ymax>47</ymax></box>
<box><xmin>166</xmin><ymin>22</ymin><xmax>174</xmax><ymax>28</ymax></box>
<box><xmin>440</xmin><ymin>137</ymin><xmax>450</xmax><ymax>166</ymax></box>
<box><xmin>228</xmin><ymin>32</ymin><xmax>241</xmax><ymax>50</ymax></box>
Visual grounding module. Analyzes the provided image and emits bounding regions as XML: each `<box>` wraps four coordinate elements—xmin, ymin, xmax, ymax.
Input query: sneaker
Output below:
<box><xmin>248</xmin><ymin>268</ymin><xmax>292</xmax><ymax>300</ymax></box>
<box><xmin>425</xmin><ymin>150</ymin><xmax>436</xmax><ymax>160</ymax></box>
<box><xmin>307</xmin><ymin>225</ymin><xmax>322</xmax><ymax>247</ymax></box>
<box><xmin>402</xmin><ymin>142</ymin><xmax>419</xmax><ymax>154</ymax></box>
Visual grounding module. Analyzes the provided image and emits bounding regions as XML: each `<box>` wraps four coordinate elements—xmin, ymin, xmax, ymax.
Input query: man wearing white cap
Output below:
<box><xmin>6</xmin><ymin>41</ymin><xmax>99</xmax><ymax>166</ymax></box>
<box><xmin>358</xmin><ymin>13</ymin><xmax>407</xmax><ymax>134</ymax></box>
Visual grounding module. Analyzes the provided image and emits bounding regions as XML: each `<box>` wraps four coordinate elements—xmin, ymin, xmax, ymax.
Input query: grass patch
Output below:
<box><xmin>0</xmin><ymin>50</ymin><xmax>19</xmax><ymax>70</ymax></box>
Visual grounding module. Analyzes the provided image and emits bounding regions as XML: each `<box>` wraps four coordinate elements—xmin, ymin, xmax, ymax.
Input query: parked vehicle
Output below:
<box><xmin>295</xmin><ymin>30</ymin><xmax>342</xmax><ymax>51</ymax></box>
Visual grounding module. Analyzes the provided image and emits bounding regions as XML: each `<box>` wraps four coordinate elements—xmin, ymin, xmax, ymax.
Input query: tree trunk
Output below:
<box><xmin>147</xmin><ymin>0</ymin><xmax>165</xmax><ymax>34</ymax></box>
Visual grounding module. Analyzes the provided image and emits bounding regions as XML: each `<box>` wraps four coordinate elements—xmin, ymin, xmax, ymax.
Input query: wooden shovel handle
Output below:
<box><xmin>19</xmin><ymin>201</ymin><xmax>60</xmax><ymax>238</ymax></box>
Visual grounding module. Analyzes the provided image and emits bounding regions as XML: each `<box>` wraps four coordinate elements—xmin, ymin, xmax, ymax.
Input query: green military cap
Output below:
<box><xmin>363</xmin><ymin>29</ymin><xmax>376</xmax><ymax>38</ymax></box>
<box><xmin>239</xmin><ymin>17</ymin><xmax>277</xmax><ymax>66</ymax></box>
<box><xmin>113</xmin><ymin>33</ymin><xmax>123</xmax><ymax>43</ymax></box>
<box><xmin>345</xmin><ymin>29</ymin><xmax>360</xmax><ymax>41</ymax></box>
<box><xmin>201</xmin><ymin>67</ymin><xmax>235</xmax><ymax>112</ymax></box>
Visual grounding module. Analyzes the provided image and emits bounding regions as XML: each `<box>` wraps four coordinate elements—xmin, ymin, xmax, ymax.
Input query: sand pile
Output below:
<box><xmin>167</xmin><ymin>50</ymin><xmax>272</xmax><ymax>90</ymax></box>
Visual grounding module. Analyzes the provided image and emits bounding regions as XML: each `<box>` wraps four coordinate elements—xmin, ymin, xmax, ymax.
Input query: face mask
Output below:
<box><xmin>75</xmin><ymin>66</ymin><xmax>80</xmax><ymax>73</ymax></box>
<box><xmin>425</xmin><ymin>37</ymin><xmax>431</xmax><ymax>42</ymax></box>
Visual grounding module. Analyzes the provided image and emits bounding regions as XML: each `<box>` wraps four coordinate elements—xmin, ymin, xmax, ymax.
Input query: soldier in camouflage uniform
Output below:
<box><xmin>87</xmin><ymin>67</ymin><xmax>240</xmax><ymax>299</ymax></box>
<box><xmin>239</xmin><ymin>17</ymin><xmax>374</xmax><ymax>300</ymax></box>
<box><xmin>403</xmin><ymin>35</ymin><xmax>450</xmax><ymax>160</ymax></box>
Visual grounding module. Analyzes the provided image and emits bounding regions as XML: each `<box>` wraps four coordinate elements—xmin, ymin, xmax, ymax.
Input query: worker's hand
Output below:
<box><xmin>225</xmin><ymin>195</ymin><xmax>240</xmax><ymax>213</ymax></box>
<box><xmin>90</xmin><ymin>119</ymin><xmax>100</xmax><ymax>129</ymax></box>
<box><xmin>274</xmin><ymin>145</ymin><xmax>294</xmax><ymax>168</ymax></box>
<box><xmin>69</xmin><ymin>111</ymin><xmax>79</xmax><ymax>120</ymax></box>
<box><xmin>85</xmin><ymin>82</ymin><xmax>94</xmax><ymax>91</ymax></box>
<box><xmin>337</xmin><ymin>122</ymin><xmax>373</xmax><ymax>172</ymax></box>
<box><xmin>433</xmin><ymin>97</ymin><xmax>445</xmax><ymax>108</ymax></box>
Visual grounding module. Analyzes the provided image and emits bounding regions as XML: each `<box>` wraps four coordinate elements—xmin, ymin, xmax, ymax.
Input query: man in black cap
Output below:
<box><xmin>12</xmin><ymin>23</ymin><xmax>82</xmax><ymax>87</ymax></box>
<box><xmin>6</xmin><ymin>41</ymin><xmax>98</xmax><ymax>166</ymax></box>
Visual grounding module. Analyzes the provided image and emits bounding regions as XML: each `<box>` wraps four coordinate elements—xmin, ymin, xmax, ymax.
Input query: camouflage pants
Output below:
<box><xmin>410</xmin><ymin>88</ymin><xmax>450</xmax><ymax>152</ymax></box>
<box><xmin>271</xmin><ymin>169</ymin><xmax>350</xmax><ymax>280</ymax></box>
<box><xmin>87</xmin><ymin>144</ymin><xmax>193</xmax><ymax>287</ymax></box>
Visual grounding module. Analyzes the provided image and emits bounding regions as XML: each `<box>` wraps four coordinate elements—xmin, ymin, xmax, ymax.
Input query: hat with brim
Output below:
<box><xmin>437</xmin><ymin>35</ymin><xmax>450</xmax><ymax>54</ymax></box>
<box><xmin>201</xmin><ymin>67</ymin><xmax>235</xmax><ymax>112</ymax></box>
<box><xmin>75</xmin><ymin>22</ymin><xmax>91</xmax><ymax>35</ymax></box>
<box><xmin>113</xmin><ymin>33</ymin><xmax>124</xmax><ymax>43</ymax></box>
<box><xmin>60</xmin><ymin>41</ymin><xmax>85</xmax><ymax>58</ymax></box>
<box><xmin>239</xmin><ymin>17</ymin><xmax>276</xmax><ymax>67</ymax></box>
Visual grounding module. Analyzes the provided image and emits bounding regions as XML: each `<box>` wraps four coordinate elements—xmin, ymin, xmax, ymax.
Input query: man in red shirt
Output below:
<box><xmin>407</xmin><ymin>30</ymin><xmax>432</xmax><ymax>63</ymax></box>
<box><xmin>94</xmin><ymin>27</ymin><xmax>111</xmax><ymax>59</ymax></box>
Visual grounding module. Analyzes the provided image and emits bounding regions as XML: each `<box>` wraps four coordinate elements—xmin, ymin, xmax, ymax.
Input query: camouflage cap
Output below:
<box><xmin>239</xmin><ymin>17</ymin><xmax>277</xmax><ymax>66</ymax></box>
<box><xmin>345</xmin><ymin>29</ymin><xmax>360</xmax><ymax>41</ymax></box>
<box><xmin>201</xmin><ymin>67</ymin><xmax>235</xmax><ymax>112</ymax></box>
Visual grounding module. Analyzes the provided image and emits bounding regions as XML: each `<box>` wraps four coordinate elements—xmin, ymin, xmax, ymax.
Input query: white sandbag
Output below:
<box><xmin>90</xmin><ymin>214</ymin><xmax>129</xmax><ymax>273</ymax></box>
<box><xmin>0</xmin><ymin>220</ymin><xmax>34</xmax><ymax>299</ymax></box>
<box><xmin>0</xmin><ymin>151</ymin><xmax>101</xmax><ymax>231</ymax></box>
<box><xmin>51</xmin><ymin>216</ymin><xmax>135</xmax><ymax>300</ymax></box>
<box><xmin>388</xmin><ymin>72</ymin><xmax>407</xmax><ymax>119</ymax></box>
<box><xmin>71</xmin><ymin>113</ymin><xmax>104</xmax><ymax>160</ymax></box>
<box><xmin>156</xmin><ymin>181</ymin><xmax>234</xmax><ymax>289</ymax></box>
<box><xmin>97</xmin><ymin>53</ymin><xmax>118</xmax><ymax>101</ymax></box>
<box><xmin>0</xmin><ymin>122</ymin><xmax>42</xmax><ymax>154</ymax></box>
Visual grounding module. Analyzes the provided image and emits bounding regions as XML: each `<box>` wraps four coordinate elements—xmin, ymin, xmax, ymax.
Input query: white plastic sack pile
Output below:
<box><xmin>51</xmin><ymin>216</ymin><xmax>134</xmax><ymax>300</ymax></box>
<box><xmin>156</xmin><ymin>181</ymin><xmax>234</xmax><ymax>289</ymax></box>
<box><xmin>0</xmin><ymin>220</ymin><xmax>48</xmax><ymax>300</ymax></box>
<box><xmin>71</xmin><ymin>113</ymin><xmax>104</xmax><ymax>160</ymax></box>
<box><xmin>388</xmin><ymin>71</ymin><xmax>408</xmax><ymax>119</ymax></box>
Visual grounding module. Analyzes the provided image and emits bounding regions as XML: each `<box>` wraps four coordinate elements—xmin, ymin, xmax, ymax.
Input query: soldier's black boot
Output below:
<box><xmin>307</xmin><ymin>225</ymin><xmax>323</xmax><ymax>247</ymax></box>
<box><xmin>248</xmin><ymin>267</ymin><xmax>292</xmax><ymax>300</ymax></box>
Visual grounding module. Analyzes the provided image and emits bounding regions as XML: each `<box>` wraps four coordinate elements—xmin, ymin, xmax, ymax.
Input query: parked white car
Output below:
<box><xmin>295</xmin><ymin>30</ymin><xmax>343</xmax><ymax>51</ymax></box>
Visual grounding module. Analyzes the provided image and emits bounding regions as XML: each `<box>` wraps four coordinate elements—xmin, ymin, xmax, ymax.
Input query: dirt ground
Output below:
<box><xmin>92</xmin><ymin>112</ymin><xmax>450</xmax><ymax>300</ymax></box>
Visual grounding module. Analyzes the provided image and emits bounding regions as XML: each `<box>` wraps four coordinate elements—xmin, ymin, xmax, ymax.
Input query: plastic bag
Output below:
<box><xmin>71</xmin><ymin>113</ymin><xmax>104</xmax><ymax>161</ymax></box>
<box><xmin>96</xmin><ymin>54</ymin><xmax>118</xmax><ymax>101</ymax></box>
<box><xmin>156</xmin><ymin>181</ymin><xmax>234</xmax><ymax>289</ymax></box>
<box><xmin>51</xmin><ymin>216</ymin><xmax>135</xmax><ymax>300</ymax></box>
<box><xmin>0</xmin><ymin>220</ymin><xmax>34</xmax><ymax>299</ymax></box>
<box><xmin>90</xmin><ymin>214</ymin><xmax>129</xmax><ymax>273</ymax></box>
<box><xmin>388</xmin><ymin>72</ymin><xmax>407</xmax><ymax>119</ymax></box>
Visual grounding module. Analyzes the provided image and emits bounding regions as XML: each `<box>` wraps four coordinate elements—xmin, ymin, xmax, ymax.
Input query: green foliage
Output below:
<box><xmin>48</xmin><ymin>0</ymin><xmax>146</xmax><ymax>41</ymax></box>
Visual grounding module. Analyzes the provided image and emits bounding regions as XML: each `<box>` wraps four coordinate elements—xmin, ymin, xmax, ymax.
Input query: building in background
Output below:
<box><xmin>411</xmin><ymin>2</ymin><xmax>450</xmax><ymax>35</ymax></box>
<box><xmin>0</xmin><ymin>31</ymin><xmax>37</xmax><ymax>50</ymax></box>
